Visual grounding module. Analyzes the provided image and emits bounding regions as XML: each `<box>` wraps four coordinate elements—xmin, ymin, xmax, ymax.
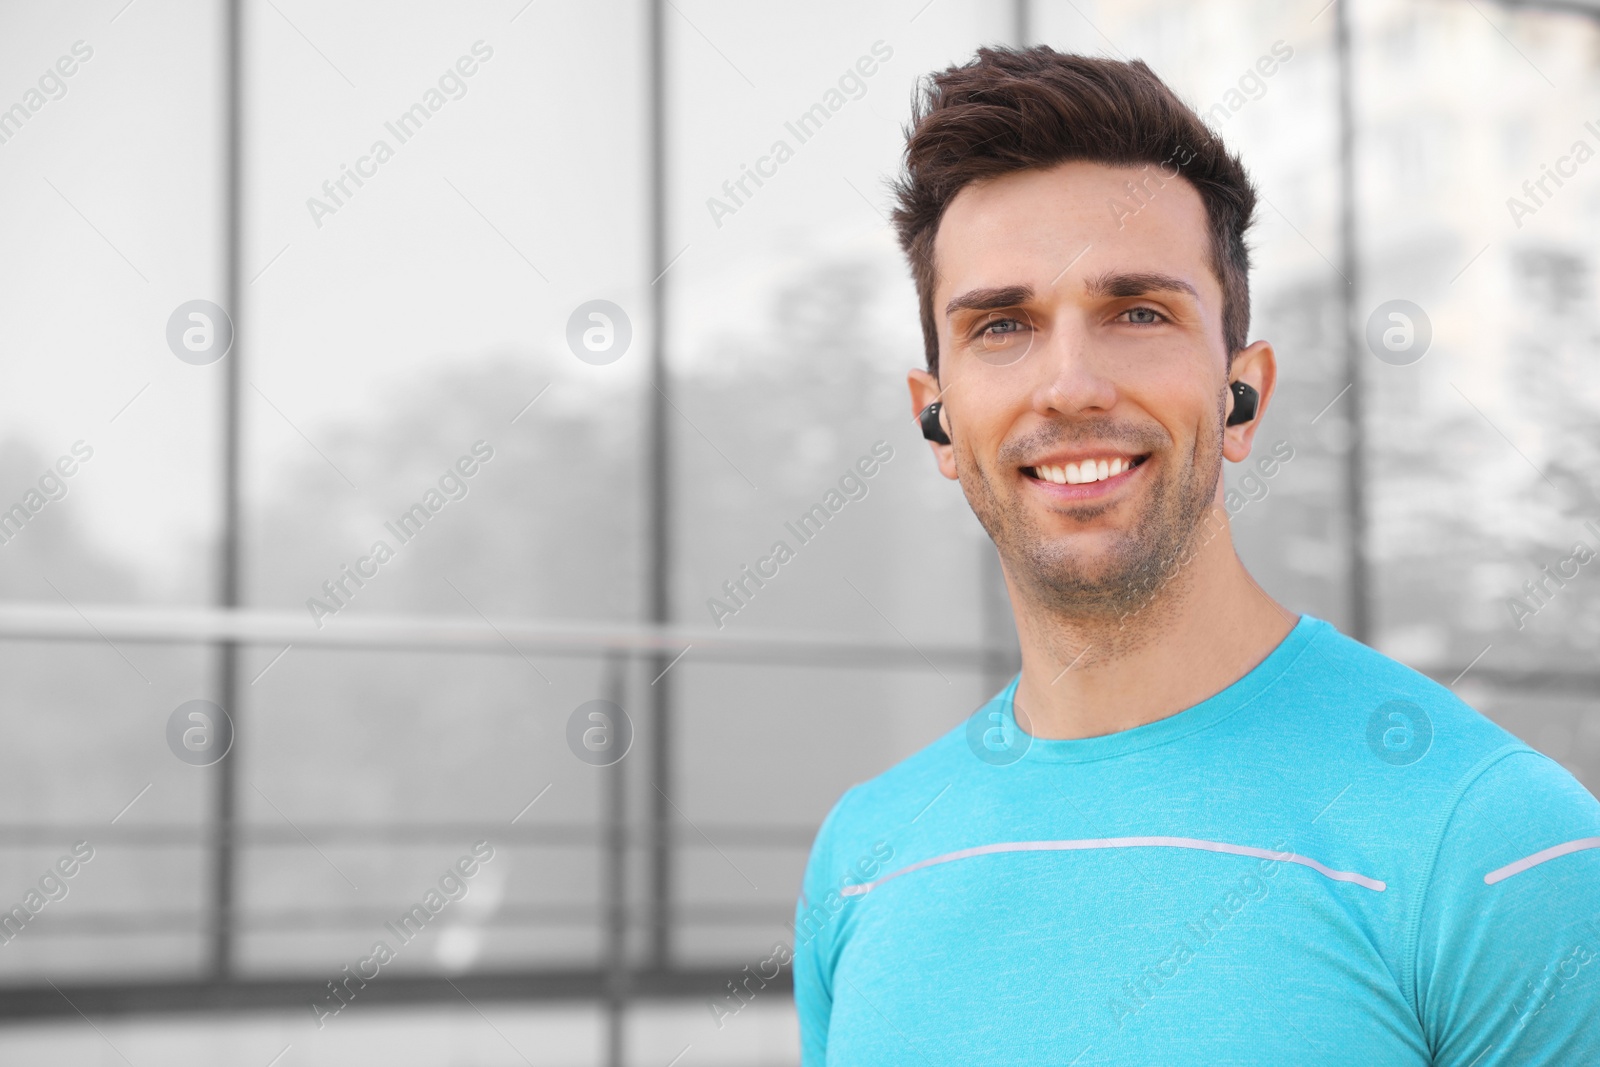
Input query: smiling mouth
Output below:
<box><xmin>1021</xmin><ymin>454</ymin><xmax>1150</xmax><ymax>486</ymax></box>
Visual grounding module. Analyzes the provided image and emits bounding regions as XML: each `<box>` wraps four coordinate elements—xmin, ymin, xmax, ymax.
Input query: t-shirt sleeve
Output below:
<box><xmin>793</xmin><ymin>785</ymin><xmax>858</xmax><ymax>1067</ymax></box>
<box><xmin>1413</xmin><ymin>747</ymin><xmax>1600</xmax><ymax>1065</ymax></box>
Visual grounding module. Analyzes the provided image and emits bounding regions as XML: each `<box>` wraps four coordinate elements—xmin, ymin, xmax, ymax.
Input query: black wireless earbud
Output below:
<box><xmin>919</xmin><ymin>401</ymin><xmax>951</xmax><ymax>444</ymax></box>
<box><xmin>1226</xmin><ymin>381</ymin><xmax>1258</xmax><ymax>427</ymax></box>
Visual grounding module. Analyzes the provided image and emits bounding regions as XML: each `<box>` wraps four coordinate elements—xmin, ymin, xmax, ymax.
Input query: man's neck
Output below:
<box><xmin>1004</xmin><ymin>514</ymin><xmax>1298</xmax><ymax>741</ymax></box>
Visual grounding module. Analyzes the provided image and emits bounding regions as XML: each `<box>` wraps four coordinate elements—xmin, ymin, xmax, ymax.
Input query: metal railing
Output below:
<box><xmin>0</xmin><ymin>597</ymin><xmax>1016</xmax><ymax>1067</ymax></box>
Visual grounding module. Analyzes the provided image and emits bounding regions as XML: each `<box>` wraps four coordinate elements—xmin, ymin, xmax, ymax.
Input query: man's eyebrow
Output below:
<box><xmin>944</xmin><ymin>285</ymin><xmax>1034</xmax><ymax>318</ymax></box>
<box><xmin>1083</xmin><ymin>271</ymin><xmax>1199</xmax><ymax>300</ymax></box>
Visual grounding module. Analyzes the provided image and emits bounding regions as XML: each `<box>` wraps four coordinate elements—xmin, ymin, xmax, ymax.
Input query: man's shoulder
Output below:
<box><xmin>1292</xmin><ymin>618</ymin><xmax>1597</xmax><ymax>846</ymax></box>
<box><xmin>810</xmin><ymin>690</ymin><xmax>992</xmax><ymax>855</ymax></box>
<box><xmin>1292</xmin><ymin>616</ymin><xmax>1529</xmax><ymax>775</ymax></box>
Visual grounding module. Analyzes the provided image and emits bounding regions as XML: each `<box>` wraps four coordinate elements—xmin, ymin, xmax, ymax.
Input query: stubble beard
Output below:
<box><xmin>959</xmin><ymin>414</ymin><xmax>1224</xmax><ymax>632</ymax></box>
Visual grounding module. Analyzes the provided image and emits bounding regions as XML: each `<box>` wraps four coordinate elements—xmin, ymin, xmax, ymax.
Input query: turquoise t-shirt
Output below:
<box><xmin>794</xmin><ymin>614</ymin><xmax>1600</xmax><ymax>1065</ymax></box>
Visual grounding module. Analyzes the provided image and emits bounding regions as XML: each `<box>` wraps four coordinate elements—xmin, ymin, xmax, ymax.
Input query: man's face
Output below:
<box><xmin>909</xmin><ymin>160</ymin><xmax>1270</xmax><ymax>618</ymax></box>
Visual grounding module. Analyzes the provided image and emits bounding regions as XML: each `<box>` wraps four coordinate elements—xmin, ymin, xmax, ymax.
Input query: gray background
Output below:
<box><xmin>1</xmin><ymin>0</ymin><xmax>1598</xmax><ymax>1063</ymax></box>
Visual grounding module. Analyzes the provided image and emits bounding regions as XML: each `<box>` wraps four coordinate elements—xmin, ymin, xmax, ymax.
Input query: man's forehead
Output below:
<box><xmin>932</xmin><ymin>161</ymin><xmax>1216</xmax><ymax>304</ymax></box>
<box><xmin>939</xmin><ymin>158</ymin><xmax>1209</xmax><ymax>226</ymax></box>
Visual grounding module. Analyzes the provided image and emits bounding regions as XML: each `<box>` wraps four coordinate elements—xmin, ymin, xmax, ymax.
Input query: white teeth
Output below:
<box><xmin>1034</xmin><ymin>457</ymin><xmax>1138</xmax><ymax>485</ymax></box>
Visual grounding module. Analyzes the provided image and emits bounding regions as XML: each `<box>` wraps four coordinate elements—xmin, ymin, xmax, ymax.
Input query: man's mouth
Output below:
<box><xmin>1021</xmin><ymin>454</ymin><xmax>1150</xmax><ymax>486</ymax></box>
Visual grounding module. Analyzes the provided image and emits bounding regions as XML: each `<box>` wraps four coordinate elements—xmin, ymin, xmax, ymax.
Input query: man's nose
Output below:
<box><xmin>1033</xmin><ymin>316</ymin><xmax>1116</xmax><ymax>417</ymax></box>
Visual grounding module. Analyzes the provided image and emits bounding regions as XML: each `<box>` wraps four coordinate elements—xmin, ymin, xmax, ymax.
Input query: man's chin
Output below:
<box><xmin>1006</xmin><ymin>536</ymin><xmax>1168</xmax><ymax>614</ymax></box>
<box><xmin>1012</xmin><ymin>512</ymin><xmax>1146</xmax><ymax>565</ymax></box>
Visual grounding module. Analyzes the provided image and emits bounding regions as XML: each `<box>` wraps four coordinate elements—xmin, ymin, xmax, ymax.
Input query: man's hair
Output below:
<box><xmin>890</xmin><ymin>46</ymin><xmax>1258</xmax><ymax>378</ymax></box>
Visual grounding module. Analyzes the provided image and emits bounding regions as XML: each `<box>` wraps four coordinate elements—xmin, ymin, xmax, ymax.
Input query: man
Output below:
<box><xmin>794</xmin><ymin>47</ymin><xmax>1600</xmax><ymax>1065</ymax></box>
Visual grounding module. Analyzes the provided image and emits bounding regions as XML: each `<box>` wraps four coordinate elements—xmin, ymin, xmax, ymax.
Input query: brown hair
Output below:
<box><xmin>890</xmin><ymin>46</ymin><xmax>1257</xmax><ymax>378</ymax></box>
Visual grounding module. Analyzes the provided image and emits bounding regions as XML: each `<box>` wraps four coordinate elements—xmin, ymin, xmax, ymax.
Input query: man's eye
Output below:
<box><xmin>978</xmin><ymin>317</ymin><xmax>1025</xmax><ymax>338</ymax></box>
<box><xmin>966</xmin><ymin>313</ymin><xmax>1034</xmax><ymax>364</ymax></box>
<box><xmin>1122</xmin><ymin>306</ymin><xmax>1165</xmax><ymax>325</ymax></box>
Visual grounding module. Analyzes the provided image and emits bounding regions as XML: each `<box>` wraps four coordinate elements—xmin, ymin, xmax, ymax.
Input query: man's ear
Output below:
<box><xmin>1223</xmin><ymin>340</ymin><xmax>1277</xmax><ymax>463</ymax></box>
<box><xmin>908</xmin><ymin>368</ymin><xmax>959</xmax><ymax>481</ymax></box>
